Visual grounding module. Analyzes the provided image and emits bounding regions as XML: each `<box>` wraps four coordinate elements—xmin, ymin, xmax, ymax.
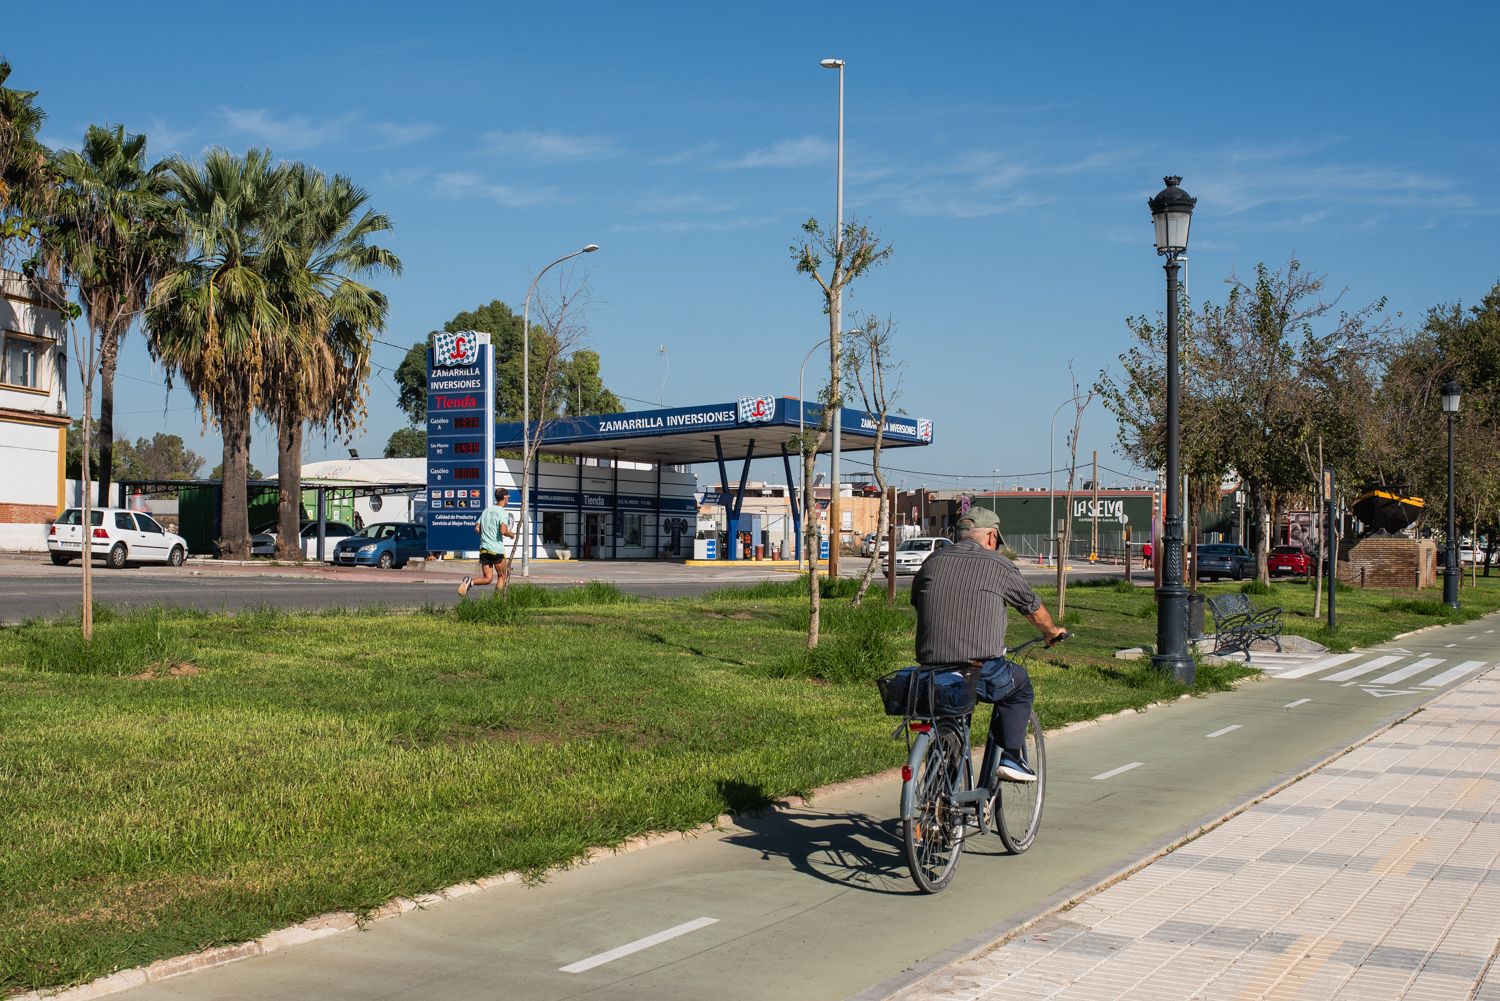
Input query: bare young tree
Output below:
<box><xmin>792</xmin><ymin>217</ymin><xmax>892</xmax><ymax>647</ymax></box>
<box><xmin>520</xmin><ymin>267</ymin><xmax>592</xmax><ymax>560</ymax></box>
<box><xmin>844</xmin><ymin>315</ymin><xmax>903</xmax><ymax>606</ymax></box>
<box><xmin>1055</xmin><ymin>364</ymin><xmax>1094</xmax><ymax>618</ymax></box>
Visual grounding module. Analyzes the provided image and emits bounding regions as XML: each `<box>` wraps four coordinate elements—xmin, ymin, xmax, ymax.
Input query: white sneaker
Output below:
<box><xmin>457</xmin><ymin>576</ymin><xmax>472</xmax><ymax>596</ymax></box>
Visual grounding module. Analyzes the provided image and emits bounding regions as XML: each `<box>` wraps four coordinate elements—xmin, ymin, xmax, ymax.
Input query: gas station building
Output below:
<box><xmin>490</xmin><ymin>396</ymin><xmax>933</xmax><ymax>562</ymax></box>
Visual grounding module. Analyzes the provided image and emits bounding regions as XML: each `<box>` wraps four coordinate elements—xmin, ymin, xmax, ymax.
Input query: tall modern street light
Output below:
<box><xmin>821</xmin><ymin>55</ymin><xmax>845</xmax><ymax>574</ymax></box>
<box><xmin>1443</xmin><ymin>379</ymin><xmax>1462</xmax><ymax>608</ymax></box>
<box><xmin>1148</xmin><ymin>175</ymin><xmax>1196</xmax><ymax>684</ymax></box>
<box><xmin>520</xmin><ymin>244</ymin><xmax>599</xmax><ymax>577</ymax></box>
<box><xmin>798</xmin><ymin>335</ymin><xmax>831</xmax><ymax>570</ymax></box>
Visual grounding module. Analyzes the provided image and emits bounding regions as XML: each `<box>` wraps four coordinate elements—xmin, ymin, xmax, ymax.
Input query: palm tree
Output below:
<box><xmin>0</xmin><ymin>59</ymin><xmax>54</xmax><ymax>265</ymax></box>
<box><xmin>146</xmin><ymin>148</ymin><xmax>283</xmax><ymax>558</ymax></box>
<box><xmin>53</xmin><ymin>124</ymin><xmax>179</xmax><ymax>505</ymax></box>
<box><xmin>258</xmin><ymin>165</ymin><xmax>400</xmax><ymax>558</ymax></box>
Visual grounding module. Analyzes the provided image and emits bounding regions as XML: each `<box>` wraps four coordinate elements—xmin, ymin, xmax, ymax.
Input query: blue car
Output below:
<box><xmin>333</xmin><ymin>522</ymin><xmax>427</xmax><ymax>569</ymax></box>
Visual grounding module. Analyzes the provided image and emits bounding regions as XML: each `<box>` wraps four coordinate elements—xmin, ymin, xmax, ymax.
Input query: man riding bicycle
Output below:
<box><xmin>910</xmin><ymin>507</ymin><xmax>1066</xmax><ymax>782</ymax></box>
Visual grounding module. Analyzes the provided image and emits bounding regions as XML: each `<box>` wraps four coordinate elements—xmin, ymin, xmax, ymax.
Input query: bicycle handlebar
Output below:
<box><xmin>1008</xmin><ymin>630</ymin><xmax>1072</xmax><ymax>658</ymax></box>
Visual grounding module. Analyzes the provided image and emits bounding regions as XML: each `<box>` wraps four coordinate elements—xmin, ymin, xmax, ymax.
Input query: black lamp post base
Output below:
<box><xmin>1153</xmin><ymin>582</ymin><xmax>1196</xmax><ymax>686</ymax></box>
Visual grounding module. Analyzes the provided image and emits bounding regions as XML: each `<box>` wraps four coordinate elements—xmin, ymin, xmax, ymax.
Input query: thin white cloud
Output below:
<box><xmin>433</xmin><ymin>171</ymin><xmax>555</xmax><ymax>208</ymax></box>
<box><xmin>652</xmin><ymin>142</ymin><xmax>718</xmax><ymax>166</ymax></box>
<box><xmin>612</xmin><ymin>216</ymin><xmax>777</xmax><ymax>233</ymax></box>
<box><xmin>636</xmin><ymin>192</ymin><xmax>734</xmax><ymax>213</ymax></box>
<box><xmin>480</xmin><ymin>129</ymin><xmax>621</xmax><ymax>161</ymax></box>
<box><xmin>218</xmin><ymin>107</ymin><xmax>438</xmax><ymax>151</ymax></box>
<box><xmin>726</xmin><ymin>136</ymin><xmax>835</xmax><ymax>169</ymax></box>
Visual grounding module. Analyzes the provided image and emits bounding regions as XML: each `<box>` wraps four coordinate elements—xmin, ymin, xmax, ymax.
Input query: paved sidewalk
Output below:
<box><xmin>894</xmin><ymin>669</ymin><xmax>1500</xmax><ymax>1001</ymax></box>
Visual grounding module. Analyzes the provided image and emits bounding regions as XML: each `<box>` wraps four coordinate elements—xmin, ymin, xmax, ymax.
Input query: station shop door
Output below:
<box><xmin>585</xmin><ymin>513</ymin><xmax>608</xmax><ymax>558</ymax></box>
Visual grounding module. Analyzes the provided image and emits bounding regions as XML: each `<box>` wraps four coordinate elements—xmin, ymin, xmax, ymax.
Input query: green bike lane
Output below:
<box><xmin>104</xmin><ymin>616</ymin><xmax>1500</xmax><ymax>1001</ymax></box>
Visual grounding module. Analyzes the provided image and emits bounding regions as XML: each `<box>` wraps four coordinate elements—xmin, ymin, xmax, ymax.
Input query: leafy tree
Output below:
<box><xmin>52</xmin><ymin>124</ymin><xmax>179</xmax><ymax>507</ymax></box>
<box><xmin>560</xmin><ymin>349</ymin><xmax>621</xmax><ymax>415</ymax></box>
<box><xmin>258</xmin><ymin>164</ymin><xmax>399</xmax><ymax>559</ymax></box>
<box><xmin>393</xmin><ymin>297</ymin><xmax>621</xmax><ymax>425</ymax></box>
<box><xmin>384</xmin><ymin>426</ymin><xmax>426</xmax><ymax>458</ymax></box>
<box><xmin>211</xmin><ymin>460</ymin><xmax>264</xmax><ymax>480</ymax></box>
<box><xmin>791</xmin><ymin>217</ymin><xmax>892</xmax><ymax>647</ymax></box>
<box><xmin>147</xmin><ymin>148</ymin><xmax>284</xmax><ymax>559</ymax></box>
<box><xmin>117</xmin><ymin>433</ymin><xmax>204</xmax><ymax>481</ymax></box>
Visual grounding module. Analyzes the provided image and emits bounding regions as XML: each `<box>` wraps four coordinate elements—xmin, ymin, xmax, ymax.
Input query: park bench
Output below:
<box><xmin>1205</xmin><ymin>592</ymin><xmax>1284</xmax><ymax>661</ymax></box>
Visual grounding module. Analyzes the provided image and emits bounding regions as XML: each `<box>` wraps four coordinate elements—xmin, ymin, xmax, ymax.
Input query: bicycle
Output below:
<box><xmin>877</xmin><ymin>633</ymin><xmax>1067</xmax><ymax>894</ymax></box>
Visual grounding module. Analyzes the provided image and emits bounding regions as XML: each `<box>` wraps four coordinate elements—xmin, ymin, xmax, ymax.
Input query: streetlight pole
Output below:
<box><xmin>821</xmin><ymin>56</ymin><xmax>845</xmax><ymax>576</ymax></box>
<box><xmin>1148</xmin><ymin>176</ymin><xmax>1197</xmax><ymax>685</ymax></box>
<box><xmin>1048</xmin><ymin>394</ymin><xmax>1086</xmax><ymax>567</ymax></box>
<box><xmin>798</xmin><ymin>335</ymin><xmax>830</xmax><ymax>570</ymax></box>
<box><xmin>1443</xmin><ymin>380</ymin><xmax>1462</xmax><ymax>608</ymax></box>
<box><xmin>520</xmin><ymin>244</ymin><xmax>598</xmax><ymax>577</ymax></box>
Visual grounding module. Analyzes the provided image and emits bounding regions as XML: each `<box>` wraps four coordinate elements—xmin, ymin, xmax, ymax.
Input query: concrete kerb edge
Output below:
<box><xmin>11</xmin><ymin>673</ymin><xmax>1265</xmax><ymax>1001</ymax></box>
<box><xmin>852</xmin><ymin>692</ymin><xmax>1446</xmax><ymax>1001</ymax></box>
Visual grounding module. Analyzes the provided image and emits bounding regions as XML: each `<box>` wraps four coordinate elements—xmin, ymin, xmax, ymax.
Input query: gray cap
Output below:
<box><xmin>957</xmin><ymin>506</ymin><xmax>1005</xmax><ymax>545</ymax></box>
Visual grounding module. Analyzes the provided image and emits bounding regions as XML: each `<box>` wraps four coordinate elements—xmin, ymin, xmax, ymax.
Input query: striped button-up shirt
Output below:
<box><xmin>910</xmin><ymin>539</ymin><xmax>1043</xmax><ymax>664</ymax></box>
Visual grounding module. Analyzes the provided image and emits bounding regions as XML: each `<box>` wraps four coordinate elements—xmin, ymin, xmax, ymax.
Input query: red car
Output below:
<box><xmin>1268</xmin><ymin>545</ymin><xmax>1311</xmax><ymax>576</ymax></box>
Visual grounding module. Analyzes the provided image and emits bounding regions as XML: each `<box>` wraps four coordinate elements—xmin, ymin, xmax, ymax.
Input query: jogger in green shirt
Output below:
<box><xmin>458</xmin><ymin>488</ymin><xmax>515</xmax><ymax>596</ymax></box>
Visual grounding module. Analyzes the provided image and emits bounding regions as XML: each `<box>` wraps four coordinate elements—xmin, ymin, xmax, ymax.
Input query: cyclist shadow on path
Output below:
<box><xmin>715</xmin><ymin>781</ymin><xmax>925</xmax><ymax>895</ymax></box>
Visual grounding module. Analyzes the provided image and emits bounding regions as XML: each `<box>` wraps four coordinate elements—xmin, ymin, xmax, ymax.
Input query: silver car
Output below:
<box><xmin>890</xmin><ymin>537</ymin><xmax>952</xmax><ymax>575</ymax></box>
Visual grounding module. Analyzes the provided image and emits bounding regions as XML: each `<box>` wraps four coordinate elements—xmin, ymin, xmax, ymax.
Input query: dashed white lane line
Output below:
<box><xmin>1469</xmin><ymin>636</ymin><xmax>1480</xmax><ymax>640</ymax></box>
<box><xmin>1205</xmin><ymin>724</ymin><xmax>1242</xmax><ymax>738</ymax></box>
<box><xmin>1420</xmin><ymin>660</ymin><xmax>1489</xmax><ymax>688</ymax></box>
<box><xmin>1092</xmin><ymin>762</ymin><xmax>1144</xmax><ymax>781</ymax></box>
<box><xmin>1284</xmin><ymin>698</ymin><xmax>1311</xmax><ymax>708</ymax></box>
<box><xmin>560</xmin><ymin>917</ymin><xmax>719</xmax><ymax>974</ymax></box>
<box><xmin>1445</xmin><ymin>643</ymin><xmax>1458</xmax><ymax>648</ymax></box>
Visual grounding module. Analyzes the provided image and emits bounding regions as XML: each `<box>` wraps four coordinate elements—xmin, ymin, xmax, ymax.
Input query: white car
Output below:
<box><xmin>890</xmin><ymin>536</ymin><xmax>952</xmax><ymax>575</ymax></box>
<box><xmin>251</xmin><ymin>521</ymin><xmax>356</xmax><ymax>561</ymax></box>
<box><xmin>48</xmin><ymin>507</ymin><xmax>189</xmax><ymax>568</ymax></box>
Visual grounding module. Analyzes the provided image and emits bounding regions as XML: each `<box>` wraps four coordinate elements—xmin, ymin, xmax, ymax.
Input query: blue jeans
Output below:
<box><xmin>975</xmin><ymin>657</ymin><xmax>1034</xmax><ymax>749</ymax></box>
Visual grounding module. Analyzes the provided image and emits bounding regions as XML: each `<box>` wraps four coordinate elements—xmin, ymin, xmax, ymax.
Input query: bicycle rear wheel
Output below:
<box><xmin>903</xmin><ymin>722</ymin><xmax>967</xmax><ymax>893</ymax></box>
<box><xmin>995</xmin><ymin>709</ymin><xmax>1046</xmax><ymax>854</ymax></box>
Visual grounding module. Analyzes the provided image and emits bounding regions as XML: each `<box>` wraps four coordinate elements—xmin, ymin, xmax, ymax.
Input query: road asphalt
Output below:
<box><xmin>0</xmin><ymin>553</ymin><xmax>1130</xmax><ymax>622</ymax></box>
<box><xmin>32</xmin><ymin>611</ymin><xmax>1500</xmax><ymax>1001</ymax></box>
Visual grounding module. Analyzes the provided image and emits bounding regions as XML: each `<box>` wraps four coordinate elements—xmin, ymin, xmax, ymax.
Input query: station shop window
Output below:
<box><xmin>542</xmin><ymin>511</ymin><xmax>565</xmax><ymax>544</ymax></box>
<box><xmin>623</xmin><ymin>513</ymin><xmax>642</xmax><ymax>546</ymax></box>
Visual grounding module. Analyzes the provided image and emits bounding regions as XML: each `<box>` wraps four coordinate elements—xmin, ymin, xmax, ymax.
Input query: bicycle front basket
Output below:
<box><xmin>876</xmin><ymin>664</ymin><xmax>981</xmax><ymax>717</ymax></box>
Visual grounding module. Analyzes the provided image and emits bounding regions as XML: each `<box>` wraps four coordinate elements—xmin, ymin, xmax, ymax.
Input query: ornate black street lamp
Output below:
<box><xmin>1443</xmin><ymin>379</ymin><xmax>1461</xmax><ymax>608</ymax></box>
<box><xmin>1148</xmin><ymin>176</ymin><xmax>1197</xmax><ymax>684</ymax></box>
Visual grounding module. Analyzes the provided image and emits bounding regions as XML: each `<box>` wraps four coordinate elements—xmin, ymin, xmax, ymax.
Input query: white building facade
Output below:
<box><xmin>0</xmin><ymin>271</ymin><xmax>69</xmax><ymax>551</ymax></box>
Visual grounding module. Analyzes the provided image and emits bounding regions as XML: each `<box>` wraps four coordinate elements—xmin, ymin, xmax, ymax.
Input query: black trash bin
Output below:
<box><xmin>1187</xmin><ymin>592</ymin><xmax>1207</xmax><ymax>641</ymax></box>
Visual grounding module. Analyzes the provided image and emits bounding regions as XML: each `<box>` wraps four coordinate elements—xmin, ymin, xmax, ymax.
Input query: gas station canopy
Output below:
<box><xmin>494</xmin><ymin>396</ymin><xmax>933</xmax><ymax>465</ymax></box>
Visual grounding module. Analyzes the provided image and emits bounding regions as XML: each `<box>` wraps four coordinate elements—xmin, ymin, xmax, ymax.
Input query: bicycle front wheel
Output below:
<box><xmin>995</xmin><ymin>709</ymin><xmax>1046</xmax><ymax>854</ymax></box>
<box><xmin>903</xmin><ymin>722</ymin><xmax>967</xmax><ymax>893</ymax></box>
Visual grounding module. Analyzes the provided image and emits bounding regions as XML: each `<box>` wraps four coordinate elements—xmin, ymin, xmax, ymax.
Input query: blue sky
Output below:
<box><xmin>14</xmin><ymin>1</ymin><xmax>1499</xmax><ymax>491</ymax></box>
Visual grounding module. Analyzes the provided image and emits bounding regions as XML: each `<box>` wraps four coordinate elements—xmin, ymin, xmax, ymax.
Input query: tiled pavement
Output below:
<box><xmin>893</xmin><ymin>670</ymin><xmax>1500</xmax><ymax>1001</ymax></box>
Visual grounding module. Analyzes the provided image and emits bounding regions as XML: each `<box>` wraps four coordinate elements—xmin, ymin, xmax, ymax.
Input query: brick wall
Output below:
<box><xmin>1338</xmin><ymin>537</ymin><xmax>1439</xmax><ymax>589</ymax></box>
<box><xmin>0</xmin><ymin>502</ymin><xmax>57</xmax><ymax>524</ymax></box>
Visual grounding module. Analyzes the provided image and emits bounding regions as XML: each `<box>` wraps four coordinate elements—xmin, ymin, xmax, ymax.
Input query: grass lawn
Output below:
<box><xmin>2</xmin><ymin>573</ymin><xmax>1495</xmax><ymax>995</ymax></box>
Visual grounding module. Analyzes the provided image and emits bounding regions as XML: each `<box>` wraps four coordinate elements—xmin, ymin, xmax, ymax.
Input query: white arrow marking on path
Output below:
<box><xmin>1273</xmin><ymin>653</ymin><xmax>1362</xmax><ymax>679</ymax></box>
<box><xmin>1420</xmin><ymin>661</ymin><xmax>1488</xmax><ymax>688</ymax></box>
<box><xmin>1206</xmin><ymin>724</ymin><xmax>1242</xmax><ymax>738</ymax></box>
<box><xmin>1093</xmin><ymin>762</ymin><xmax>1144</xmax><ymax>781</ymax></box>
<box><xmin>1362</xmin><ymin>688</ymin><xmax>1420</xmax><ymax>698</ymax></box>
<box><xmin>560</xmin><ymin>917</ymin><xmax>719</xmax><ymax>974</ymax></box>
<box><xmin>1371</xmin><ymin>658</ymin><xmax>1446</xmax><ymax>685</ymax></box>
<box><xmin>1324</xmin><ymin>655</ymin><xmax>1405</xmax><ymax>682</ymax></box>
<box><xmin>1284</xmin><ymin>698</ymin><xmax>1311</xmax><ymax>708</ymax></box>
